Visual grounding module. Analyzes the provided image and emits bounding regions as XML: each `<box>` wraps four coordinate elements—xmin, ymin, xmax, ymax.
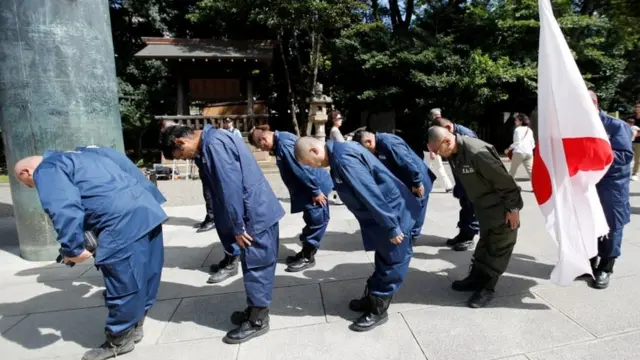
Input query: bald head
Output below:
<box><xmin>427</xmin><ymin>126</ymin><xmax>456</xmax><ymax>158</ymax></box>
<box><xmin>294</xmin><ymin>137</ymin><xmax>328</xmax><ymax>168</ymax></box>
<box><xmin>430</xmin><ymin>108</ymin><xmax>442</xmax><ymax>120</ymax></box>
<box><xmin>14</xmin><ymin>156</ymin><xmax>44</xmax><ymax>188</ymax></box>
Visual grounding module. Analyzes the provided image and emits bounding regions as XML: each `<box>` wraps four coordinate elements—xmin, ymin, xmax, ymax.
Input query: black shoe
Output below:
<box><xmin>132</xmin><ymin>311</ymin><xmax>147</xmax><ymax>343</ymax></box>
<box><xmin>592</xmin><ymin>258</ymin><xmax>615</xmax><ymax>289</ymax></box>
<box><xmin>285</xmin><ymin>243</ymin><xmax>317</xmax><ymax>272</ymax></box>
<box><xmin>349</xmin><ymin>286</ymin><xmax>370</xmax><ymax>312</ymax></box>
<box><xmin>349</xmin><ymin>294</ymin><xmax>392</xmax><ymax>332</ymax></box>
<box><xmin>446</xmin><ymin>232</ymin><xmax>475</xmax><ymax>247</ymax></box>
<box><xmin>452</xmin><ymin>266</ymin><xmax>490</xmax><ymax>292</ymax></box>
<box><xmin>453</xmin><ymin>240</ymin><xmax>474</xmax><ymax>251</ymax></box>
<box><xmin>578</xmin><ymin>257</ymin><xmax>599</xmax><ymax>280</ymax></box>
<box><xmin>197</xmin><ymin>220</ymin><xmax>215</xmax><ymax>233</ymax></box>
<box><xmin>468</xmin><ymin>289</ymin><xmax>494</xmax><ymax>308</ymax></box>
<box><xmin>223</xmin><ymin>307</ymin><xmax>270</xmax><ymax>344</ymax></box>
<box><xmin>208</xmin><ymin>256</ymin><xmax>239</xmax><ymax>283</ymax></box>
<box><xmin>82</xmin><ymin>328</ymin><xmax>136</xmax><ymax>360</ymax></box>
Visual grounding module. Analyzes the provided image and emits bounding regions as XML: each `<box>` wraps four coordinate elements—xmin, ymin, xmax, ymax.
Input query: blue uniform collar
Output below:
<box><xmin>199</xmin><ymin>124</ymin><xmax>215</xmax><ymax>155</ymax></box>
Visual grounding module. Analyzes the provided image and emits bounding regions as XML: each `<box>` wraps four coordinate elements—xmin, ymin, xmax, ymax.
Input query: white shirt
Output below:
<box><xmin>330</xmin><ymin>127</ymin><xmax>345</xmax><ymax>142</ymax></box>
<box><xmin>225</xmin><ymin>127</ymin><xmax>242</xmax><ymax>138</ymax></box>
<box><xmin>630</xmin><ymin>126</ymin><xmax>639</xmax><ymax>142</ymax></box>
<box><xmin>510</xmin><ymin>126</ymin><xmax>535</xmax><ymax>155</ymax></box>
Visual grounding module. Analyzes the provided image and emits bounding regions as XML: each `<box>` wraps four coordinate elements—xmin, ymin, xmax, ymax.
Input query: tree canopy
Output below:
<box><xmin>109</xmin><ymin>0</ymin><xmax>640</xmax><ymax>156</ymax></box>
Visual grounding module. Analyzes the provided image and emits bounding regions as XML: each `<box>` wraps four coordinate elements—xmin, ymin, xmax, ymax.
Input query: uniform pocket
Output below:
<box><xmin>100</xmin><ymin>256</ymin><xmax>141</xmax><ymax>299</ymax></box>
<box><xmin>242</xmin><ymin>229</ymin><xmax>278</xmax><ymax>270</ymax></box>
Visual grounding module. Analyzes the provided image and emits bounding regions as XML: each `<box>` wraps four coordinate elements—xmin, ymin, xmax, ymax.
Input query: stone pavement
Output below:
<box><xmin>1</xmin><ymin>167</ymin><xmax>640</xmax><ymax>360</ymax></box>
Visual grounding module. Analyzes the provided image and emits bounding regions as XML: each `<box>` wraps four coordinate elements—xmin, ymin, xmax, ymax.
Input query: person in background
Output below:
<box><xmin>504</xmin><ymin>113</ymin><xmax>535</xmax><ymax>179</ymax></box>
<box><xmin>627</xmin><ymin>103</ymin><xmax>640</xmax><ymax>181</ymax></box>
<box><xmin>159</xmin><ymin>124</ymin><xmax>284</xmax><ymax>344</ymax></box>
<box><xmin>223</xmin><ymin>118</ymin><xmax>243</xmax><ymax>138</ymax></box>
<box><xmin>295</xmin><ymin>137</ymin><xmax>421</xmax><ymax>332</ymax></box>
<box><xmin>427</xmin><ymin>126</ymin><xmax>523</xmax><ymax>308</ymax></box>
<box><xmin>14</xmin><ymin>152</ymin><xmax>167</xmax><ymax>360</ymax></box>
<box><xmin>589</xmin><ymin>91</ymin><xmax>634</xmax><ymax>289</ymax></box>
<box><xmin>248</xmin><ymin>125</ymin><xmax>333</xmax><ymax>272</ymax></box>
<box><xmin>428</xmin><ymin>108</ymin><xmax>454</xmax><ymax>192</ymax></box>
<box><xmin>328</xmin><ymin>110</ymin><xmax>345</xmax><ymax>142</ymax></box>
<box><xmin>433</xmin><ymin>117</ymin><xmax>481</xmax><ymax>251</ymax></box>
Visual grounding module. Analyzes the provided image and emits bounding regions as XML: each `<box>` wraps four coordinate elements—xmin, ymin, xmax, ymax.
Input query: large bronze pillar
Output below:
<box><xmin>0</xmin><ymin>0</ymin><xmax>124</xmax><ymax>260</ymax></box>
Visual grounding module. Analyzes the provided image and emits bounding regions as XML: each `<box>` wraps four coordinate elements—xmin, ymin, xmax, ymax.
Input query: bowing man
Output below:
<box><xmin>353</xmin><ymin>130</ymin><xmax>435</xmax><ymax>243</ymax></box>
<box><xmin>248</xmin><ymin>125</ymin><xmax>333</xmax><ymax>272</ymax></box>
<box><xmin>14</xmin><ymin>151</ymin><xmax>167</xmax><ymax>360</ymax></box>
<box><xmin>159</xmin><ymin>124</ymin><xmax>285</xmax><ymax>344</ymax></box>
<box><xmin>294</xmin><ymin>137</ymin><xmax>421</xmax><ymax>332</ymax></box>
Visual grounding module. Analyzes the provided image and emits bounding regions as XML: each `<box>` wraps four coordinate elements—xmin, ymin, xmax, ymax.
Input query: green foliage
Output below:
<box><xmin>110</xmin><ymin>0</ymin><xmax>640</xmax><ymax>148</ymax></box>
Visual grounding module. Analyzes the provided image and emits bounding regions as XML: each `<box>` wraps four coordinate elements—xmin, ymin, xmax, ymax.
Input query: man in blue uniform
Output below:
<box><xmin>433</xmin><ymin>117</ymin><xmax>481</xmax><ymax>251</ymax></box>
<box><xmin>589</xmin><ymin>91</ymin><xmax>634</xmax><ymax>289</ymax></box>
<box><xmin>14</xmin><ymin>151</ymin><xmax>168</xmax><ymax>360</ymax></box>
<box><xmin>159</xmin><ymin>124</ymin><xmax>285</xmax><ymax>344</ymax></box>
<box><xmin>248</xmin><ymin>125</ymin><xmax>333</xmax><ymax>272</ymax></box>
<box><xmin>352</xmin><ymin>130</ymin><xmax>435</xmax><ymax>244</ymax></box>
<box><xmin>295</xmin><ymin>137</ymin><xmax>421</xmax><ymax>332</ymax></box>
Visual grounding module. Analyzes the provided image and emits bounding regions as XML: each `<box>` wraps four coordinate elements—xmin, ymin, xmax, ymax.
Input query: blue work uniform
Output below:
<box><xmin>327</xmin><ymin>141</ymin><xmax>421</xmax><ymax>296</ymax></box>
<box><xmin>75</xmin><ymin>146</ymin><xmax>166</xmax><ymax>205</ymax></box>
<box><xmin>34</xmin><ymin>151</ymin><xmax>167</xmax><ymax>336</ymax></box>
<box><xmin>372</xmin><ymin>133</ymin><xmax>435</xmax><ymax>240</ymax></box>
<box><xmin>450</xmin><ymin>124</ymin><xmax>481</xmax><ymax>236</ymax></box>
<box><xmin>596</xmin><ymin>111</ymin><xmax>633</xmax><ymax>258</ymax></box>
<box><xmin>274</xmin><ymin>131</ymin><xmax>333</xmax><ymax>248</ymax></box>
<box><xmin>199</xmin><ymin>125</ymin><xmax>285</xmax><ymax>307</ymax></box>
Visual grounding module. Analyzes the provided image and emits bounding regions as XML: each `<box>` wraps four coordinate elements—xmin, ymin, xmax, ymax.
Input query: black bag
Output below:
<box><xmin>56</xmin><ymin>231</ymin><xmax>99</xmax><ymax>267</ymax></box>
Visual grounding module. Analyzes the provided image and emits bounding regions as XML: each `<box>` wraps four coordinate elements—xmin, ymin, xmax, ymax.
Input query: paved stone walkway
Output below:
<box><xmin>1</xmin><ymin>166</ymin><xmax>640</xmax><ymax>360</ymax></box>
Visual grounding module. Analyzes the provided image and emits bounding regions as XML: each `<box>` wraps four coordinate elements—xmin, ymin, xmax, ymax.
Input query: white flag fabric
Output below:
<box><xmin>532</xmin><ymin>0</ymin><xmax>614</xmax><ymax>286</ymax></box>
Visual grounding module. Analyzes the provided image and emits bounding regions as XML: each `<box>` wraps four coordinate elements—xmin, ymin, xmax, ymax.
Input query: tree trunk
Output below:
<box><xmin>305</xmin><ymin>31</ymin><xmax>323</xmax><ymax>136</ymax></box>
<box><xmin>278</xmin><ymin>32</ymin><xmax>300</xmax><ymax>136</ymax></box>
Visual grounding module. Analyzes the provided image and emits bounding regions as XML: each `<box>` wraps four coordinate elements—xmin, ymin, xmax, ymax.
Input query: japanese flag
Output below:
<box><xmin>532</xmin><ymin>0</ymin><xmax>613</xmax><ymax>285</ymax></box>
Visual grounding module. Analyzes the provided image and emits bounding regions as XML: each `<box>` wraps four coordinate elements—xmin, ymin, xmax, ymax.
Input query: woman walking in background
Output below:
<box><xmin>428</xmin><ymin>108</ymin><xmax>453</xmax><ymax>192</ymax></box>
<box><xmin>505</xmin><ymin>113</ymin><xmax>535</xmax><ymax>179</ymax></box>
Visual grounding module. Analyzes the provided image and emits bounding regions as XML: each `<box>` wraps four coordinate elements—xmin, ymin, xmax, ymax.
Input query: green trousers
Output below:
<box><xmin>472</xmin><ymin>223</ymin><xmax>518</xmax><ymax>288</ymax></box>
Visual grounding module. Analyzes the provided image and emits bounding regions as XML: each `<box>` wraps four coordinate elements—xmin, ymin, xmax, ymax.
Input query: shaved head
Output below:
<box><xmin>427</xmin><ymin>126</ymin><xmax>456</xmax><ymax>158</ymax></box>
<box><xmin>294</xmin><ymin>137</ymin><xmax>328</xmax><ymax>168</ymax></box>
<box><xmin>14</xmin><ymin>156</ymin><xmax>44</xmax><ymax>188</ymax></box>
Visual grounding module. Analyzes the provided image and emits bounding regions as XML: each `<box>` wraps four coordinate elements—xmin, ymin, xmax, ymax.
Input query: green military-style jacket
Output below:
<box><xmin>449</xmin><ymin>134</ymin><xmax>523</xmax><ymax>230</ymax></box>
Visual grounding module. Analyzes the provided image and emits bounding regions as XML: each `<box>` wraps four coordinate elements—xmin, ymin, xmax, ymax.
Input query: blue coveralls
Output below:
<box><xmin>75</xmin><ymin>146</ymin><xmax>167</xmax><ymax>205</ymax></box>
<box><xmin>451</xmin><ymin>124</ymin><xmax>481</xmax><ymax>236</ymax></box>
<box><xmin>372</xmin><ymin>133</ymin><xmax>435</xmax><ymax>240</ymax></box>
<box><xmin>34</xmin><ymin>151</ymin><xmax>167</xmax><ymax>336</ymax></box>
<box><xmin>274</xmin><ymin>131</ymin><xmax>333</xmax><ymax>248</ymax></box>
<box><xmin>327</xmin><ymin>141</ymin><xmax>421</xmax><ymax>296</ymax></box>
<box><xmin>199</xmin><ymin>125</ymin><xmax>285</xmax><ymax>307</ymax></box>
<box><xmin>596</xmin><ymin>111</ymin><xmax>634</xmax><ymax>259</ymax></box>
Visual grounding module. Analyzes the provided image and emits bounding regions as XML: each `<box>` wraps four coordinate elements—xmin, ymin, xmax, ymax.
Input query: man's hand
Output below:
<box><xmin>63</xmin><ymin>250</ymin><xmax>93</xmax><ymax>265</ymax></box>
<box><xmin>503</xmin><ymin>148</ymin><xmax>510</xmax><ymax>155</ymax></box>
<box><xmin>505</xmin><ymin>210</ymin><xmax>520</xmax><ymax>229</ymax></box>
<box><xmin>390</xmin><ymin>233</ymin><xmax>404</xmax><ymax>245</ymax></box>
<box><xmin>312</xmin><ymin>193</ymin><xmax>328</xmax><ymax>206</ymax></box>
<box><xmin>235</xmin><ymin>232</ymin><xmax>253</xmax><ymax>248</ymax></box>
<box><xmin>412</xmin><ymin>185</ymin><xmax>425</xmax><ymax>198</ymax></box>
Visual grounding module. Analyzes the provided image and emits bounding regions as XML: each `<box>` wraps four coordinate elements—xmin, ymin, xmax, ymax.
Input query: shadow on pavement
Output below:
<box><xmin>0</xmin><ymin>228</ymin><xmax>555</xmax><ymax>351</ymax></box>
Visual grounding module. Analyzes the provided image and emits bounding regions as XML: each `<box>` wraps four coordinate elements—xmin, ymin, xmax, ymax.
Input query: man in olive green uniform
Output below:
<box><xmin>427</xmin><ymin>126</ymin><xmax>523</xmax><ymax>308</ymax></box>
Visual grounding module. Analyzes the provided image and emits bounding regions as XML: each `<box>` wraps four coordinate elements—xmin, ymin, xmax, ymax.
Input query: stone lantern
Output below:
<box><xmin>307</xmin><ymin>83</ymin><xmax>333</xmax><ymax>142</ymax></box>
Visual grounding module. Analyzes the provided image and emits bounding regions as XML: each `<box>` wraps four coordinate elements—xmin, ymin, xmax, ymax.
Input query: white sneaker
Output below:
<box><xmin>632</xmin><ymin>175</ymin><xmax>638</xmax><ymax>181</ymax></box>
